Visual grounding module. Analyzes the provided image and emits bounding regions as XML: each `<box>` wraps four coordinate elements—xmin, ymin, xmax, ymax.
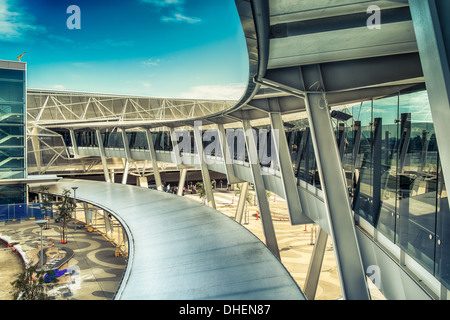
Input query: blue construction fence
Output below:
<box><xmin>0</xmin><ymin>203</ymin><xmax>54</xmax><ymax>222</ymax></box>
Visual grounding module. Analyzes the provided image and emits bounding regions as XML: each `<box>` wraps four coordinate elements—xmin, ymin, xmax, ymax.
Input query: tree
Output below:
<box><xmin>57</xmin><ymin>189</ymin><xmax>76</xmax><ymax>244</ymax></box>
<box><xmin>195</xmin><ymin>182</ymin><xmax>206</xmax><ymax>203</ymax></box>
<box><xmin>10</xmin><ymin>263</ymin><xmax>58</xmax><ymax>300</ymax></box>
<box><xmin>38</xmin><ymin>185</ymin><xmax>54</xmax><ymax>225</ymax></box>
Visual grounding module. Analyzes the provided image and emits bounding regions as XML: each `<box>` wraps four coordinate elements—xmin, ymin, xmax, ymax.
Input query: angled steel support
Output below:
<box><xmin>145</xmin><ymin>129</ymin><xmax>163</xmax><ymax>191</ymax></box>
<box><xmin>269</xmin><ymin>111</ymin><xmax>312</xmax><ymax>225</ymax></box>
<box><xmin>235</xmin><ymin>182</ymin><xmax>249</xmax><ymax>224</ymax></box>
<box><xmin>303</xmin><ymin>227</ymin><xmax>329</xmax><ymax>300</ymax></box>
<box><xmin>193</xmin><ymin>123</ymin><xmax>216</xmax><ymax>209</ymax></box>
<box><xmin>121</xmin><ymin>129</ymin><xmax>132</xmax><ymax>185</ymax></box>
<box><xmin>95</xmin><ymin>129</ymin><xmax>111</xmax><ymax>183</ymax></box>
<box><xmin>169</xmin><ymin>127</ymin><xmax>183</xmax><ymax>169</ymax></box>
<box><xmin>69</xmin><ymin>129</ymin><xmax>79</xmax><ymax>158</ymax></box>
<box><xmin>303</xmin><ymin>80</ymin><xmax>370</xmax><ymax>299</ymax></box>
<box><xmin>217</xmin><ymin>124</ymin><xmax>243</xmax><ymax>184</ymax></box>
<box><xmin>30</xmin><ymin>127</ymin><xmax>42</xmax><ymax>173</ymax></box>
<box><xmin>177</xmin><ymin>168</ymin><xmax>187</xmax><ymax>196</ymax></box>
<box><xmin>242</xmin><ymin>120</ymin><xmax>280</xmax><ymax>259</ymax></box>
<box><xmin>409</xmin><ymin>0</ymin><xmax>450</xmax><ymax>202</ymax></box>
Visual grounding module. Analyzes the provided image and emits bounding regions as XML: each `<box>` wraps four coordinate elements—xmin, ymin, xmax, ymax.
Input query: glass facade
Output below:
<box><xmin>0</xmin><ymin>62</ymin><xmax>27</xmax><ymax>205</ymax></box>
<box><xmin>286</xmin><ymin>89</ymin><xmax>450</xmax><ymax>289</ymax></box>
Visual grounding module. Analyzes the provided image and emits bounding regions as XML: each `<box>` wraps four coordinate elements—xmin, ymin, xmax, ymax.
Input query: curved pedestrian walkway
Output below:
<box><xmin>40</xmin><ymin>179</ymin><xmax>305</xmax><ymax>300</ymax></box>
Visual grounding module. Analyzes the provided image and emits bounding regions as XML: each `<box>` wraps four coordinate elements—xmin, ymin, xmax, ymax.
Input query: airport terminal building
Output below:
<box><xmin>1</xmin><ymin>0</ymin><xmax>450</xmax><ymax>300</ymax></box>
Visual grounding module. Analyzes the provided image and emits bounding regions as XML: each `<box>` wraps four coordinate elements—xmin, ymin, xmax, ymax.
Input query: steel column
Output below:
<box><xmin>242</xmin><ymin>120</ymin><xmax>280</xmax><ymax>259</ymax></box>
<box><xmin>269</xmin><ymin>111</ymin><xmax>312</xmax><ymax>225</ymax></box>
<box><xmin>303</xmin><ymin>227</ymin><xmax>329</xmax><ymax>300</ymax></box>
<box><xmin>235</xmin><ymin>182</ymin><xmax>249</xmax><ymax>224</ymax></box>
<box><xmin>217</xmin><ymin>124</ymin><xmax>242</xmax><ymax>184</ymax></box>
<box><xmin>121</xmin><ymin>129</ymin><xmax>132</xmax><ymax>185</ymax></box>
<box><xmin>95</xmin><ymin>129</ymin><xmax>111</xmax><ymax>183</ymax></box>
<box><xmin>69</xmin><ymin>129</ymin><xmax>79</xmax><ymax>158</ymax></box>
<box><xmin>193</xmin><ymin>124</ymin><xmax>216</xmax><ymax>209</ymax></box>
<box><xmin>177</xmin><ymin>168</ymin><xmax>187</xmax><ymax>196</ymax></box>
<box><xmin>169</xmin><ymin>127</ymin><xmax>183</xmax><ymax>169</ymax></box>
<box><xmin>145</xmin><ymin>129</ymin><xmax>163</xmax><ymax>191</ymax></box>
<box><xmin>303</xmin><ymin>90</ymin><xmax>370</xmax><ymax>299</ymax></box>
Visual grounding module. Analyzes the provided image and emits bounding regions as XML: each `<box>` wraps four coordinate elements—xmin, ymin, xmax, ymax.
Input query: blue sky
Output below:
<box><xmin>0</xmin><ymin>0</ymin><xmax>249</xmax><ymax>99</ymax></box>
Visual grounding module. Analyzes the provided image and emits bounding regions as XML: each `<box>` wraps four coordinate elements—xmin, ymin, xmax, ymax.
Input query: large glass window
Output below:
<box><xmin>290</xmin><ymin>89</ymin><xmax>450</xmax><ymax>289</ymax></box>
<box><xmin>0</xmin><ymin>184</ymin><xmax>26</xmax><ymax>205</ymax></box>
<box><xmin>396</xmin><ymin>93</ymin><xmax>438</xmax><ymax>274</ymax></box>
<box><xmin>0</xmin><ymin>65</ymin><xmax>26</xmax><ymax>204</ymax></box>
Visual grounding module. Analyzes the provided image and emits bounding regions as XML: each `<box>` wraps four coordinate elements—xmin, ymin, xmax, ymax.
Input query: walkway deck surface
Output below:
<box><xmin>41</xmin><ymin>179</ymin><xmax>305</xmax><ymax>300</ymax></box>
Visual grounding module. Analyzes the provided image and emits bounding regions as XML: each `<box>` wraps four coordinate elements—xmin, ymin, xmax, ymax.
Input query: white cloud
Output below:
<box><xmin>141</xmin><ymin>0</ymin><xmax>185</xmax><ymax>6</ymax></box>
<box><xmin>142</xmin><ymin>58</ymin><xmax>161</xmax><ymax>66</ymax></box>
<box><xmin>180</xmin><ymin>83</ymin><xmax>247</xmax><ymax>100</ymax></box>
<box><xmin>161</xmin><ymin>13</ymin><xmax>201</xmax><ymax>24</ymax></box>
<box><xmin>0</xmin><ymin>0</ymin><xmax>45</xmax><ymax>41</ymax></box>
<box><xmin>140</xmin><ymin>0</ymin><xmax>200</xmax><ymax>24</ymax></box>
<box><xmin>51</xmin><ymin>84</ymin><xmax>67</xmax><ymax>90</ymax></box>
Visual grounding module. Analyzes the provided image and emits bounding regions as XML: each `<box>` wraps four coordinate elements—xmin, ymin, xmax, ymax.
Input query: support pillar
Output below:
<box><xmin>83</xmin><ymin>202</ymin><xmax>90</xmax><ymax>225</ymax></box>
<box><xmin>217</xmin><ymin>124</ymin><xmax>242</xmax><ymax>184</ymax></box>
<box><xmin>303</xmin><ymin>227</ymin><xmax>329</xmax><ymax>300</ymax></box>
<box><xmin>69</xmin><ymin>129</ymin><xmax>79</xmax><ymax>158</ymax></box>
<box><xmin>169</xmin><ymin>127</ymin><xmax>183</xmax><ymax>169</ymax></box>
<box><xmin>303</xmin><ymin>87</ymin><xmax>370</xmax><ymax>299</ymax></box>
<box><xmin>193</xmin><ymin>123</ymin><xmax>216</xmax><ymax>209</ymax></box>
<box><xmin>121</xmin><ymin>129</ymin><xmax>132</xmax><ymax>185</ymax></box>
<box><xmin>145</xmin><ymin>129</ymin><xmax>163</xmax><ymax>191</ymax></box>
<box><xmin>110</xmin><ymin>169</ymin><xmax>115</xmax><ymax>183</ymax></box>
<box><xmin>269</xmin><ymin>111</ymin><xmax>312</xmax><ymax>225</ymax></box>
<box><xmin>177</xmin><ymin>168</ymin><xmax>187</xmax><ymax>196</ymax></box>
<box><xmin>235</xmin><ymin>182</ymin><xmax>249</xmax><ymax>224</ymax></box>
<box><xmin>31</xmin><ymin>127</ymin><xmax>42</xmax><ymax>172</ymax></box>
<box><xmin>242</xmin><ymin>120</ymin><xmax>280</xmax><ymax>259</ymax></box>
<box><xmin>95</xmin><ymin>129</ymin><xmax>111</xmax><ymax>183</ymax></box>
<box><xmin>122</xmin><ymin>160</ymin><xmax>130</xmax><ymax>185</ymax></box>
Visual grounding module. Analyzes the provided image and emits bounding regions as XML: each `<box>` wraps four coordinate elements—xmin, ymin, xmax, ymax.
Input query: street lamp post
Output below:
<box><xmin>71</xmin><ymin>187</ymin><xmax>78</xmax><ymax>232</ymax></box>
<box><xmin>35</xmin><ymin>220</ymin><xmax>47</xmax><ymax>270</ymax></box>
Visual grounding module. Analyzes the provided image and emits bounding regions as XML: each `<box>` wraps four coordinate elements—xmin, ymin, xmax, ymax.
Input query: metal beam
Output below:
<box><xmin>169</xmin><ymin>127</ymin><xmax>183</xmax><ymax>169</ymax></box>
<box><xmin>303</xmin><ymin>80</ymin><xmax>370</xmax><ymax>299</ymax></box>
<box><xmin>303</xmin><ymin>227</ymin><xmax>329</xmax><ymax>300</ymax></box>
<box><xmin>177</xmin><ymin>168</ymin><xmax>187</xmax><ymax>196</ymax></box>
<box><xmin>69</xmin><ymin>129</ymin><xmax>79</xmax><ymax>158</ymax></box>
<box><xmin>145</xmin><ymin>129</ymin><xmax>163</xmax><ymax>192</ymax></box>
<box><xmin>217</xmin><ymin>124</ymin><xmax>243</xmax><ymax>184</ymax></box>
<box><xmin>270</xmin><ymin>7</ymin><xmax>412</xmax><ymax>39</ymax></box>
<box><xmin>121</xmin><ymin>129</ymin><xmax>132</xmax><ymax>185</ymax></box>
<box><xmin>235</xmin><ymin>182</ymin><xmax>249</xmax><ymax>224</ymax></box>
<box><xmin>193</xmin><ymin>123</ymin><xmax>216</xmax><ymax>209</ymax></box>
<box><xmin>95</xmin><ymin>129</ymin><xmax>111</xmax><ymax>183</ymax></box>
<box><xmin>269</xmin><ymin>110</ymin><xmax>312</xmax><ymax>225</ymax></box>
<box><xmin>242</xmin><ymin>120</ymin><xmax>280</xmax><ymax>259</ymax></box>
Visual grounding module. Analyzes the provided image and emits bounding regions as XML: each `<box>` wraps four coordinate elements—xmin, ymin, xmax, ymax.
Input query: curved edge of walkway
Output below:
<box><xmin>39</xmin><ymin>178</ymin><xmax>305</xmax><ymax>300</ymax></box>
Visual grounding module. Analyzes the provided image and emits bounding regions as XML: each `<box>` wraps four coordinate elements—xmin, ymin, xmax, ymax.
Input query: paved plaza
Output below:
<box><xmin>0</xmin><ymin>218</ymin><xmax>127</xmax><ymax>300</ymax></box>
